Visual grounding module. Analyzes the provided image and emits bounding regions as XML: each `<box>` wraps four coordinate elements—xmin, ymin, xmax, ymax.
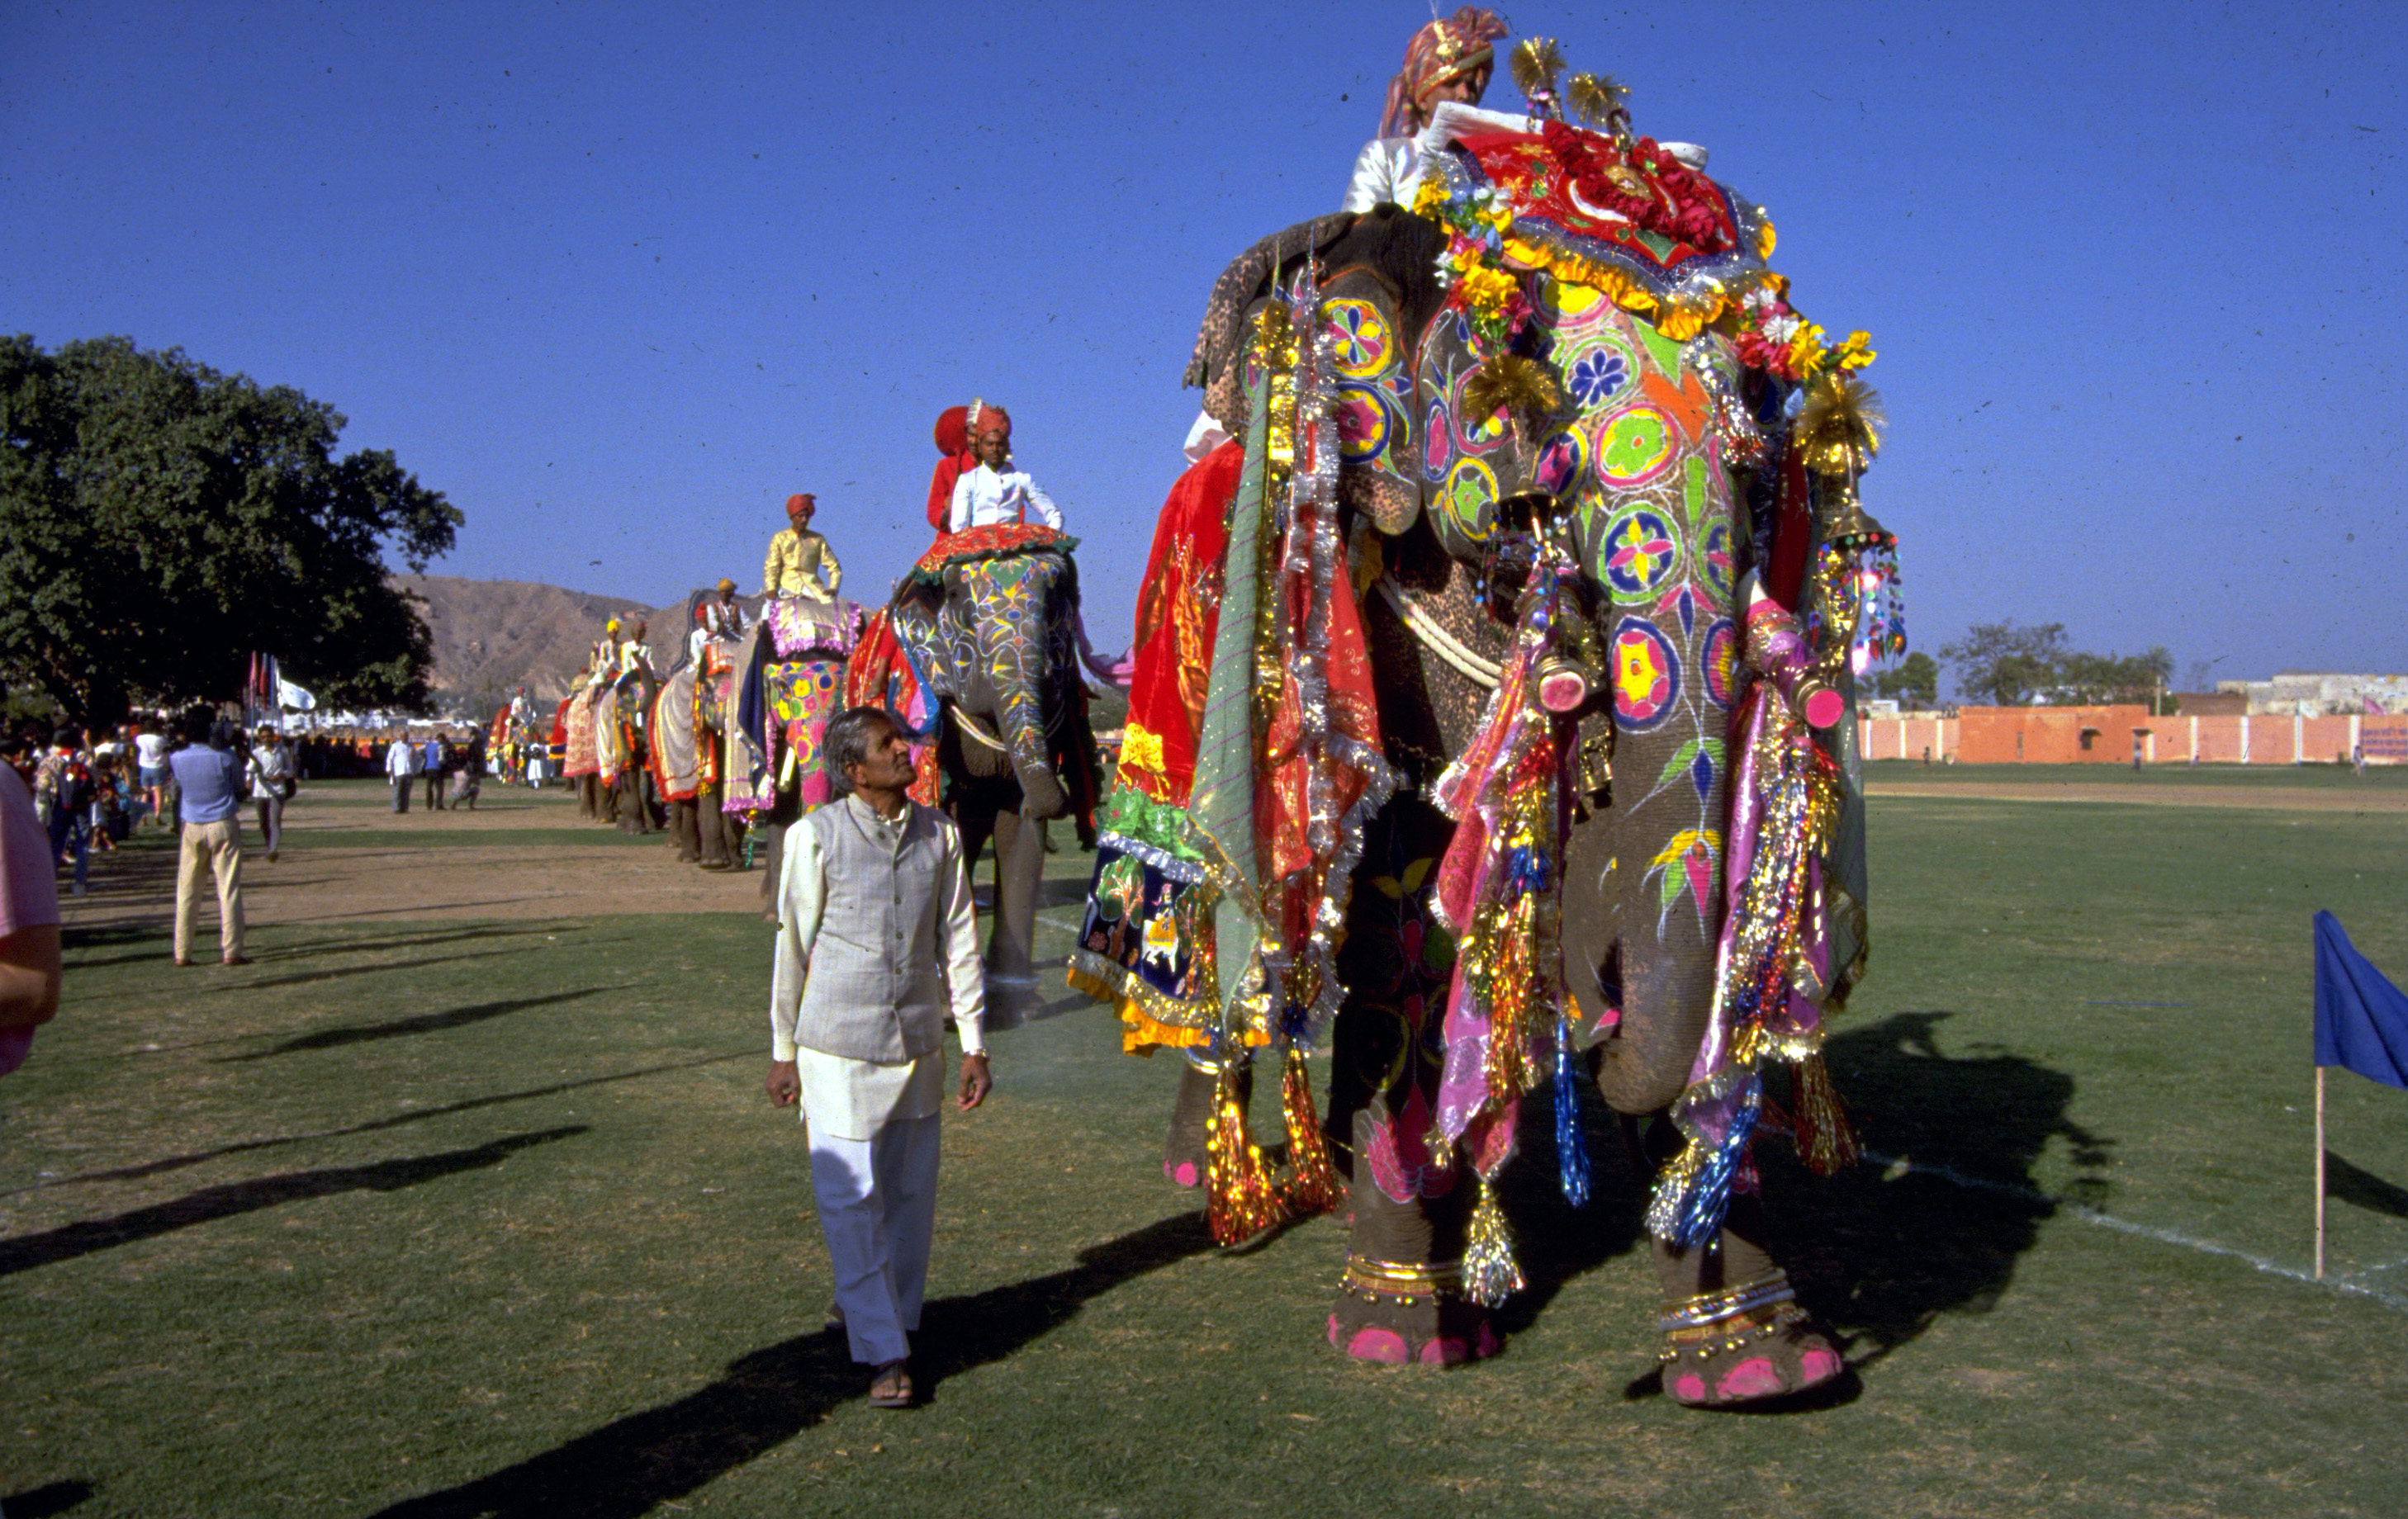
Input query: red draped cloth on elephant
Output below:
<box><xmin>1115</xmin><ymin>440</ymin><xmax>1240</xmax><ymax>805</ymax></box>
<box><xmin>843</xmin><ymin>611</ymin><xmax>941</xmax><ymax>807</ymax></box>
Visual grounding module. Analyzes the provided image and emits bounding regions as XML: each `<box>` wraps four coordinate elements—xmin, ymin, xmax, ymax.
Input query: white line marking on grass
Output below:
<box><xmin>1862</xmin><ymin>1150</ymin><xmax>2408</xmax><ymax>1313</ymax></box>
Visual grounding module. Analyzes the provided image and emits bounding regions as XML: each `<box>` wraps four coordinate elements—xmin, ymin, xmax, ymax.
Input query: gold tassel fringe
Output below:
<box><xmin>1203</xmin><ymin>1059</ymin><xmax>1282</xmax><ymax>1247</ymax></box>
<box><xmin>1277</xmin><ymin>1046</ymin><xmax>1344</xmax><ymax>1216</ymax></box>
<box><xmin>1462</xmin><ymin>1173</ymin><xmax>1525</xmax><ymax>1307</ymax></box>
<box><xmin>1789</xmin><ymin>1053</ymin><xmax>1860</xmax><ymax>1177</ymax></box>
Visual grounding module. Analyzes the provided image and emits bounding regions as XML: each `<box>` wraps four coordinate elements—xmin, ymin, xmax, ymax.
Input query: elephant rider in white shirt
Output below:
<box><xmin>946</xmin><ymin>405</ymin><xmax>1063</xmax><ymax>533</ymax></box>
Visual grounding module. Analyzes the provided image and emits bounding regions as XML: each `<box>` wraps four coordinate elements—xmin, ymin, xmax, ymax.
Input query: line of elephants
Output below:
<box><xmin>543</xmin><ymin>118</ymin><xmax>1889</xmax><ymax>1412</ymax></box>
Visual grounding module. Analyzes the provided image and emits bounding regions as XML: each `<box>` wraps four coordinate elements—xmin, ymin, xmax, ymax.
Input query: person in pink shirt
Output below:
<box><xmin>0</xmin><ymin>755</ymin><xmax>64</xmax><ymax>1076</ymax></box>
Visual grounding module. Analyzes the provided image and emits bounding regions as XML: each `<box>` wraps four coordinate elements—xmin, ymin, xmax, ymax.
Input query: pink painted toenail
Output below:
<box><xmin>1346</xmin><ymin>1326</ymin><xmax>1410</xmax><ymax>1363</ymax></box>
<box><xmin>1420</xmin><ymin>1336</ymin><xmax>1467</xmax><ymax>1365</ymax></box>
<box><xmin>1326</xmin><ymin>1313</ymin><xmax>1341</xmax><ymax>1346</ymax></box>
<box><xmin>1168</xmin><ymin>1161</ymin><xmax>1200</xmax><ymax>1188</ymax></box>
<box><xmin>1717</xmin><ymin>1356</ymin><xmax>1785</xmax><ymax>1400</ymax></box>
<box><xmin>1672</xmin><ymin>1372</ymin><xmax>1709</xmax><ymax>1403</ymax></box>
<box><xmin>1800</xmin><ymin>1346</ymin><xmax>1843</xmax><ymax>1384</ymax></box>
<box><xmin>1474</xmin><ymin>1322</ymin><xmax>1499</xmax><ymax>1357</ymax></box>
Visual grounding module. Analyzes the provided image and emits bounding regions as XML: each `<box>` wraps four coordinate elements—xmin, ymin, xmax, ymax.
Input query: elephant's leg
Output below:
<box><xmin>1329</xmin><ymin>1110</ymin><xmax>1495</xmax><ymax>1365</ymax></box>
<box><xmin>756</xmin><ymin>821</ymin><xmax>786</xmax><ymax>918</ymax></box>
<box><xmin>616</xmin><ymin>770</ymin><xmax>649</xmax><ymax>834</ymax></box>
<box><xmin>1630</xmin><ymin>1116</ymin><xmax>1845</xmax><ymax>1406</ymax></box>
<box><xmin>671</xmin><ymin>797</ymin><xmax>699</xmax><ymax>863</ymax></box>
<box><xmin>697</xmin><ymin>783</ymin><xmax>732</xmax><ymax>868</ymax></box>
<box><xmin>1161</xmin><ymin>1047</ymin><xmax>1249</xmax><ymax>1190</ymax></box>
<box><xmin>983</xmin><ymin>806</ymin><xmax>1045</xmax><ymax>1025</ymax></box>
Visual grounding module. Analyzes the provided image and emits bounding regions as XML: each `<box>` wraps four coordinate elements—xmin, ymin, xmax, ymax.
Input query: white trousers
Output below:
<box><xmin>808</xmin><ymin>1111</ymin><xmax>941</xmax><ymax>1365</ymax></box>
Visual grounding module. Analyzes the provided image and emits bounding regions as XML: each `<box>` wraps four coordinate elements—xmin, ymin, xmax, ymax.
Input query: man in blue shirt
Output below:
<box><xmin>421</xmin><ymin>733</ymin><xmax>450</xmax><ymax>812</ymax></box>
<box><xmin>167</xmin><ymin>709</ymin><xmax>248</xmax><ymax>966</ymax></box>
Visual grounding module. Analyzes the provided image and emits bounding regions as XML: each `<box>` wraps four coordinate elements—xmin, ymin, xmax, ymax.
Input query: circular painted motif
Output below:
<box><xmin>1610</xmin><ymin>618</ymin><xmax>1680</xmax><ymax>730</ymax></box>
<box><xmin>1423</xmin><ymin>400</ymin><xmax>1453</xmax><ymax>480</ymax></box>
<box><xmin>1699</xmin><ymin>521</ymin><xmax>1734</xmax><ymax>599</ymax></box>
<box><xmin>1533</xmin><ymin>426</ymin><xmax>1587</xmax><ymax>497</ymax></box>
<box><xmin>1453</xmin><ymin>371</ymin><xmax>1509</xmax><ymax>452</ymax></box>
<box><xmin>1563</xmin><ymin>341</ymin><xmax>1635</xmax><ymax>411</ymax></box>
<box><xmin>1335</xmin><ymin>385</ymin><xmax>1388</xmax><ymax>461</ymax></box>
<box><xmin>1595</xmin><ymin>405</ymin><xmax>1676</xmax><ymax>485</ymax></box>
<box><xmin>1600</xmin><ymin>508</ymin><xmax>1681</xmax><ymax>603</ymax></box>
<box><xmin>1325</xmin><ymin>298</ymin><xmax>1395</xmax><ymax>379</ymax></box>
<box><xmin>1535</xmin><ymin>276</ymin><xmax>1607</xmax><ymax>329</ymax></box>
<box><xmin>1702</xmin><ymin>617</ymin><xmax>1737</xmax><ymax>710</ymax></box>
<box><xmin>1441</xmin><ymin>457</ymin><xmax>1498</xmax><ymax>542</ymax></box>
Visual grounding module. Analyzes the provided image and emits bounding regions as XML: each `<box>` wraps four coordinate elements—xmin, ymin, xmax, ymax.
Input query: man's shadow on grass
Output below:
<box><xmin>214</xmin><ymin>988</ymin><xmax>609</xmax><ymax>1060</ymax></box>
<box><xmin>0</xmin><ymin>1127</ymin><xmax>584</xmax><ymax>1278</ymax></box>
<box><xmin>1488</xmin><ymin>1011</ymin><xmax>2105</xmax><ymax>1390</ymax></box>
<box><xmin>368</xmin><ymin>1212</ymin><xmax>1216</xmax><ymax>1519</ymax></box>
<box><xmin>60</xmin><ymin>921</ymin><xmax>567</xmax><ymax>970</ymax></box>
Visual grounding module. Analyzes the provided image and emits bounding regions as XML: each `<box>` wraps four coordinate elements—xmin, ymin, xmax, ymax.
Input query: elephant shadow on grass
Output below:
<box><xmin>1491</xmin><ymin>1011</ymin><xmax>2107</xmax><ymax>1380</ymax></box>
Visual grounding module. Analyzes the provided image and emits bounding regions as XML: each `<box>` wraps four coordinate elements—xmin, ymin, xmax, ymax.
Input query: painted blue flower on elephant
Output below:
<box><xmin>1601</xmin><ymin>508</ymin><xmax>1680</xmax><ymax>602</ymax></box>
<box><xmin>1568</xmin><ymin>348</ymin><xmax>1631</xmax><ymax>409</ymax></box>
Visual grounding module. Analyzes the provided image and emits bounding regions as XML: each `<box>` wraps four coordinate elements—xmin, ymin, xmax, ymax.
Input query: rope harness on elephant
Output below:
<box><xmin>1372</xmin><ymin>576</ymin><xmax>1501</xmax><ymax>690</ymax></box>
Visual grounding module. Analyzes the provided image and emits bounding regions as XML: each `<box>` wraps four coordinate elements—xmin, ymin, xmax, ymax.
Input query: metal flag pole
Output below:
<box><xmin>2314</xmin><ymin>1063</ymin><xmax>2327</xmax><ymax>1280</ymax></box>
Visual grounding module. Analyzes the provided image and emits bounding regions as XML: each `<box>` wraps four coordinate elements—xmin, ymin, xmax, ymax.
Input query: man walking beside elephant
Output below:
<box><xmin>765</xmin><ymin>705</ymin><xmax>992</xmax><ymax>1410</ymax></box>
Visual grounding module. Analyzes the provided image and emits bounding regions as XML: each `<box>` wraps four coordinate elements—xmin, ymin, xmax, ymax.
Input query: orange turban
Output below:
<box><xmin>1379</xmin><ymin>7</ymin><xmax>1509</xmax><ymax>138</ymax></box>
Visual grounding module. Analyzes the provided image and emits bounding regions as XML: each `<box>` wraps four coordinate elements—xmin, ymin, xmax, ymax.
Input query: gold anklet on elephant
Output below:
<box><xmin>1656</xmin><ymin>1271</ymin><xmax>1804</xmax><ymax>1365</ymax></box>
<box><xmin>1341</xmin><ymin>1254</ymin><xmax>1463</xmax><ymax>1308</ymax></box>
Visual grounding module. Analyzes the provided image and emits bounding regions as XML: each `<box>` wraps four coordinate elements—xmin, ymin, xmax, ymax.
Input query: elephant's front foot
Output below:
<box><xmin>1328</xmin><ymin>1261</ymin><xmax>1497</xmax><ymax>1366</ymax></box>
<box><xmin>1163</xmin><ymin>1051</ymin><xmax>1244</xmax><ymax>1190</ymax></box>
<box><xmin>1656</xmin><ymin>1272</ymin><xmax>1843</xmax><ymax>1408</ymax></box>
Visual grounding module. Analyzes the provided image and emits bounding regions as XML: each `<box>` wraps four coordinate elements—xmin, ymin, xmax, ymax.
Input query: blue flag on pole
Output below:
<box><xmin>2313</xmin><ymin>911</ymin><xmax>2408</xmax><ymax>1090</ymax></box>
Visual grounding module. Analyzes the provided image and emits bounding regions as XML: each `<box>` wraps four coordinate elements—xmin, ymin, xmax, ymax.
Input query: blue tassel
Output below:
<box><xmin>1554</xmin><ymin>1017</ymin><xmax>1591</xmax><ymax>1207</ymax></box>
<box><xmin>1652</xmin><ymin>1080</ymin><xmax>1763</xmax><ymax>1247</ymax></box>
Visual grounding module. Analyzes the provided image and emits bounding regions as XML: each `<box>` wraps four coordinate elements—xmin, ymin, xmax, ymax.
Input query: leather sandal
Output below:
<box><xmin>867</xmin><ymin>1359</ymin><xmax>913</xmax><ymax>1408</ymax></box>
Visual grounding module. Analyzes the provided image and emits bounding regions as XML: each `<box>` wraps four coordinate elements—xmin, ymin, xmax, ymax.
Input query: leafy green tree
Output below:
<box><xmin>0</xmin><ymin>336</ymin><xmax>460</xmax><ymax>722</ymax></box>
<box><xmin>1937</xmin><ymin>621</ymin><xmax>2069</xmax><ymax>706</ymax></box>
<box><xmin>1869</xmin><ymin>651</ymin><xmax>1939</xmax><ymax>709</ymax></box>
<box><xmin>2054</xmin><ymin>646</ymin><xmax>2173</xmax><ymax>707</ymax></box>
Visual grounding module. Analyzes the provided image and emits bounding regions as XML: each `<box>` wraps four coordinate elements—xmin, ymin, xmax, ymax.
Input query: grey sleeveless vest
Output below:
<box><xmin>793</xmin><ymin>797</ymin><xmax>955</xmax><ymax>1062</ymax></box>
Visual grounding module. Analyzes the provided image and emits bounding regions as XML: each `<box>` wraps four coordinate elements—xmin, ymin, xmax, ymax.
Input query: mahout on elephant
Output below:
<box><xmin>1071</xmin><ymin>49</ymin><xmax>1903</xmax><ymax>1408</ymax></box>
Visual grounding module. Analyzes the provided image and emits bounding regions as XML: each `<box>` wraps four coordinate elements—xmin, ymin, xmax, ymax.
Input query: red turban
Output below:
<box><xmin>1378</xmin><ymin>7</ymin><xmax>1509</xmax><ymax>138</ymax></box>
<box><xmin>969</xmin><ymin>401</ymin><xmax>1011</xmax><ymax>438</ymax></box>
<box><xmin>934</xmin><ymin>405</ymin><xmax>969</xmax><ymax>457</ymax></box>
<box><xmin>785</xmin><ymin>492</ymin><xmax>814</xmax><ymax>513</ymax></box>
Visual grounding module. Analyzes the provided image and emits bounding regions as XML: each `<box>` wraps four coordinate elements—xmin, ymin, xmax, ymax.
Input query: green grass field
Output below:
<box><xmin>3</xmin><ymin>778</ymin><xmax>2405</xmax><ymax>1517</ymax></box>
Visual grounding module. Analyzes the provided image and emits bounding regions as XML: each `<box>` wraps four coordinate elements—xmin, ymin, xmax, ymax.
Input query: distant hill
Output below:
<box><xmin>398</xmin><ymin>574</ymin><xmax>704</xmax><ymax>712</ymax></box>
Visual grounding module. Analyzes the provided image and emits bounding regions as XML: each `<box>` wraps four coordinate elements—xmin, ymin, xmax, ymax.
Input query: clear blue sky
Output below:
<box><xmin>6</xmin><ymin>0</ymin><xmax>2403</xmax><ymax>691</ymax></box>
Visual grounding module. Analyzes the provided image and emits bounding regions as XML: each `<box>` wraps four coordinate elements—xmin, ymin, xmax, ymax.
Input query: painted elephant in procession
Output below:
<box><xmin>869</xmin><ymin>527</ymin><xmax>1102</xmax><ymax>1020</ymax></box>
<box><xmin>651</xmin><ymin>591</ymin><xmax>857</xmax><ymax>882</ymax></box>
<box><xmin>1073</xmin><ymin>90</ymin><xmax>1901</xmax><ymax>1406</ymax></box>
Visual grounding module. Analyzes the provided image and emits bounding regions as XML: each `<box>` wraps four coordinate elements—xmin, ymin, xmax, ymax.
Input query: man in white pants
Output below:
<box><xmin>766</xmin><ymin>705</ymin><xmax>990</xmax><ymax>1408</ymax></box>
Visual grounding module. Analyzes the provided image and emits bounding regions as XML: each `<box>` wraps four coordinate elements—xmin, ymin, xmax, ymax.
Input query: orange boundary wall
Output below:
<box><xmin>1859</xmin><ymin>709</ymin><xmax>2408</xmax><ymax>764</ymax></box>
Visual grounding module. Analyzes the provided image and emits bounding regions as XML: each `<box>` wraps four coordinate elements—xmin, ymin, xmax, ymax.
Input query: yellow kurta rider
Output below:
<box><xmin>764</xmin><ymin>492</ymin><xmax>841</xmax><ymax>601</ymax></box>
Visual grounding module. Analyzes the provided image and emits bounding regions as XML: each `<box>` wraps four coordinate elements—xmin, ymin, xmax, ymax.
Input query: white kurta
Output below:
<box><xmin>770</xmin><ymin>793</ymin><xmax>986</xmax><ymax>1141</ymax></box>
<box><xmin>948</xmin><ymin>463</ymin><xmax>1063</xmax><ymax>532</ymax></box>
<box><xmin>1340</xmin><ymin>135</ymin><xmax>1427</xmax><ymax>212</ymax></box>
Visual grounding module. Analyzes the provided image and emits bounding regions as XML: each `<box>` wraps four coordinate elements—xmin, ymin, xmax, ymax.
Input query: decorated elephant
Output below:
<box><xmin>860</xmin><ymin>523</ymin><xmax>1102</xmax><ymax>1021</ymax></box>
<box><xmin>1072</xmin><ymin>69</ymin><xmax>1903</xmax><ymax>1407</ymax></box>
<box><xmin>652</xmin><ymin>589</ymin><xmax>857</xmax><ymax>877</ymax></box>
